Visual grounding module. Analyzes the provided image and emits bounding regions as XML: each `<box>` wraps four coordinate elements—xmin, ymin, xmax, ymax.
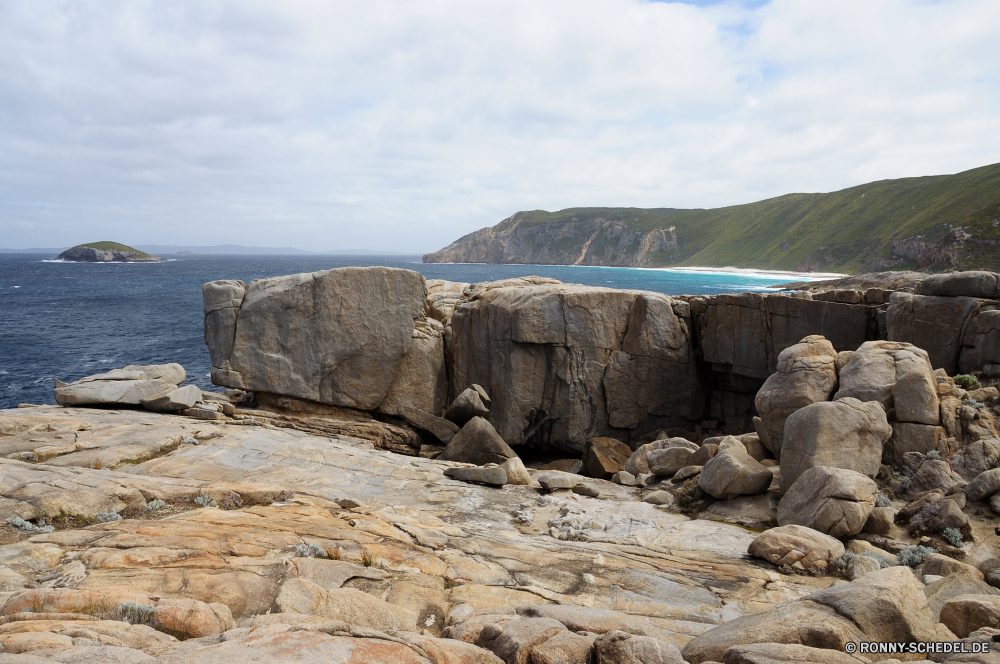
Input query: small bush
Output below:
<box><xmin>898</xmin><ymin>475</ymin><xmax>912</xmax><ymax>491</ymax></box>
<box><xmin>941</xmin><ymin>527</ymin><xmax>964</xmax><ymax>548</ymax></box>
<box><xmin>295</xmin><ymin>543</ymin><xmax>326</xmax><ymax>558</ymax></box>
<box><xmin>194</xmin><ymin>494</ymin><xmax>217</xmax><ymax>508</ymax></box>
<box><xmin>182</xmin><ymin>437</ymin><xmax>198</xmax><ymax>445</ymax></box>
<box><xmin>5</xmin><ymin>516</ymin><xmax>54</xmax><ymax>534</ymax></box>
<box><xmin>94</xmin><ymin>511</ymin><xmax>122</xmax><ymax>523</ymax></box>
<box><xmin>116</xmin><ymin>601</ymin><xmax>155</xmax><ymax>625</ymax></box>
<box><xmin>146</xmin><ymin>500</ymin><xmax>166</xmax><ymax>512</ymax></box>
<box><xmin>898</xmin><ymin>545</ymin><xmax>936</xmax><ymax>567</ymax></box>
<box><xmin>875</xmin><ymin>493</ymin><xmax>893</xmax><ymax>508</ymax></box>
<box><xmin>909</xmin><ymin>502</ymin><xmax>940</xmax><ymax>533</ymax></box>
<box><xmin>833</xmin><ymin>550</ymin><xmax>895</xmax><ymax>574</ymax></box>
<box><xmin>955</xmin><ymin>374</ymin><xmax>982</xmax><ymax>391</ymax></box>
<box><xmin>219</xmin><ymin>492</ymin><xmax>243</xmax><ymax>510</ymax></box>
<box><xmin>926</xmin><ymin>450</ymin><xmax>941</xmax><ymax>459</ymax></box>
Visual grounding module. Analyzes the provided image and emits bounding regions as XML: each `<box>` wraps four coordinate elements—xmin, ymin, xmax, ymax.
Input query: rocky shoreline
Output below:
<box><xmin>4</xmin><ymin>268</ymin><xmax>1000</xmax><ymax>661</ymax></box>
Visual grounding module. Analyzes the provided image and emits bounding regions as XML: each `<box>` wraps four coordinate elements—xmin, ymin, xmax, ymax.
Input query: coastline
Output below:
<box><xmin>419</xmin><ymin>261</ymin><xmax>846</xmax><ymax>282</ymax></box>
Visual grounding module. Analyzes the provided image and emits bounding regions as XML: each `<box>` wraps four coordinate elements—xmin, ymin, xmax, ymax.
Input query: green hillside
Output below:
<box><xmin>81</xmin><ymin>241</ymin><xmax>153</xmax><ymax>257</ymax></box>
<box><xmin>425</xmin><ymin>162</ymin><xmax>1000</xmax><ymax>273</ymax></box>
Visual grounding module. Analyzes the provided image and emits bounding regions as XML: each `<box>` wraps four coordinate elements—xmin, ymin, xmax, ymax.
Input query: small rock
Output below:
<box><xmin>538</xmin><ymin>472</ymin><xmax>578</xmax><ymax>491</ymax></box>
<box><xmin>672</xmin><ymin>465</ymin><xmax>703</xmax><ymax>483</ymax></box>
<box><xmin>688</xmin><ymin>444</ymin><xmax>718</xmax><ymax>467</ymax></box>
<box><xmin>572</xmin><ymin>483</ymin><xmax>600</xmax><ymax>498</ymax></box>
<box><xmin>419</xmin><ymin>444</ymin><xmax>444</xmax><ymax>459</ymax></box>
<box><xmin>444</xmin><ymin>466</ymin><xmax>508</xmax><ymax>486</ymax></box>
<box><xmin>140</xmin><ymin>384</ymin><xmax>202</xmax><ymax>413</ymax></box>
<box><xmin>863</xmin><ymin>506</ymin><xmax>895</xmax><ymax>535</ymax></box>
<box><xmin>647</xmin><ymin>447</ymin><xmax>695</xmax><ymax>477</ymax></box>
<box><xmin>500</xmin><ymin>457</ymin><xmax>531</xmax><ymax>485</ymax></box>
<box><xmin>847</xmin><ymin>555</ymin><xmax>882</xmax><ymax>580</ymax></box>
<box><xmin>584</xmin><ymin>437</ymin><xmax>633</xmax><ymax>479</ymax></box>
<box><xmin>747</xmin><ymin>524</ymin><xmax>845</xmax><ymax>573</ymax></box>
<box><xmin>612</xmin><ymin>471</ymin><xmax>636</xmax><ymax>486</ymax></box>
<box><xmin>439</xmin><ymin>417</ymin><xmax>516</xmax><ymax>466</ymax></box>
<box><xmin>444</xmin><ymin>388</ymin><xmax>491</xmax><ymax>426</ymax></box>
<box><xmin>642</xmin><ymin>491</ymin><xmax>674</xmax><ymax>507</ymax></box>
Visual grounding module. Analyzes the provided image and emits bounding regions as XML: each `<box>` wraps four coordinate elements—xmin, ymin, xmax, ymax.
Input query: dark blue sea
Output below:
<box><xmin>0</xmin><ymin>254</ymin><xmax>811</xmax><ymax>409</ymax></box>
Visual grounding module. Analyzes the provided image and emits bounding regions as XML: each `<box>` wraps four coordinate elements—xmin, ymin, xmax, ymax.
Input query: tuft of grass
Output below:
<box><xmin>941</xmin><ymin>527</ymin><xmax>964</xmax><ymax>548</ymax></box>
<box><xmin>955</xmin><ymin>374</ymin><xmax>983</xmax><ymax>391</ymax></box>
<box><xmin>194</xmin><ymin>494</ymin><xmax>217</xmax><ymax>508</ymax></box>
<box><xmin>361</xmin><ymin>549</ymin><xmax>374</xmax><ymax>567</ymax></box>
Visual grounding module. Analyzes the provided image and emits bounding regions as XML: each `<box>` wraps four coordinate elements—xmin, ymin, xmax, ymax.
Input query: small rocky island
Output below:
<box><xmin>56</xmin><ymin>241</ymin><xmax>165</xmax><ymax>263</ymax></box>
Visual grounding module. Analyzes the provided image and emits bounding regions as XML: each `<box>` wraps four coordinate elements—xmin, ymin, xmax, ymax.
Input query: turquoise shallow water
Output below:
<box><xmin>0</xmin><ymin>253</ymin><xmax>822</xmax><ymax>409</ymax></box>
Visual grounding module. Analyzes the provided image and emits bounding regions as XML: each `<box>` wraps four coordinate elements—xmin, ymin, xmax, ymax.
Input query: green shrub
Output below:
<box><xmin>898</xmin><ymin>545</ymin><xmax>936</xmax><ymax>567</ymax></box>
<box><xmin>954</xmin><ymin>374</ymin><xmax>982</xmax><ymax>390</ymax></box>
<box><xmin>941</xmin><ymin>527</ymin><xmax>964</xmax><ymax>548</ymax></box>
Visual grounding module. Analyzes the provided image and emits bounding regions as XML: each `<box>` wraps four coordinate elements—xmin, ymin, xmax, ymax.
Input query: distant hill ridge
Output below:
<box><xmin>423</xmin><ymin>162</ymin><xmax>1000</xmax><ymax>274</ymax></box>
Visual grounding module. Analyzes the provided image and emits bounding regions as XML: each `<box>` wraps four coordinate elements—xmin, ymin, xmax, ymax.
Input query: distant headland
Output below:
<box><xmin>56</xmin><ymin>241</ymin><xmax>166</xmax><ymax>263</ymax></box>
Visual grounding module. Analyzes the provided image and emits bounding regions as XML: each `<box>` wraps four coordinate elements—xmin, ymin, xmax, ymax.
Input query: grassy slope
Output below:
<box><xmin>513</xmin><ymin>162</ymin><xmax>1000</xmax><ymax>272</ymax></box>
<box><xmin>81</xmin><ymin>241</ymin><xmax>153</xmax><ymax>258</ymax></box>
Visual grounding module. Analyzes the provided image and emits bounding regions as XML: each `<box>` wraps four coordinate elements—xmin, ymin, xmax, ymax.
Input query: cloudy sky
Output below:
<box><xmin>1</xmin><ymin>0</ymin><xmax>998</xmax><ymax>253</ymax></box>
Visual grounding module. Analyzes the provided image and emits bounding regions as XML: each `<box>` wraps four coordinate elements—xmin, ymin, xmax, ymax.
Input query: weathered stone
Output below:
<box><xmin>926</xmin><ymin>498</ymin><xmax>969</xmax><ymax>532</ymax></box>
<box><xmin>847</xmin><ymin>554</ymin><xmax>882</xmax><ymax>581</ymax></box>
<box><xmin>698</xmin><ymin>441</ymin><xmax>772</xmax><ymax>500</ymax></box>
<box><xmin>886</xmin><ymin>422</ymin><xmax>946</xmax><ymax>467</ymax></box>
<box><xmin>777</xmin><ymin>466</ymin><xmax>878</xmax><ymax>537</ymax></box>
<box><xmin>54</xmin><ymin>368</ymin><xmax>179</xmax><ymax>408</ymax></box>
<box><xmin>689</xmin><ymin>444</ymin><xmax>719</xmax><ymax>467</ymax></box>
<box><xmin>754</xmin><ymin>336</ymin><xmax>839</xmax><ymax>458</ymax></box>
<box><xmin>612</xmin><ymin>470</ymin><xmax>637</xmax><ymax>486</ymax></box>
<box><xmin>834</xmin><ymin>340</ymin><xmax>940</xmax><ymax>424</ymax></box>
<box><xmin>738</xmin><ymin>433</ymin><xmax>772</xmax><ymax>462</ymax></box>
<box><xmin>941</xmin><ymin>594</ymin><xmax>1000</xmax><ymax>638</ymax></box>
<box><xmin>721</xmin><ymin>643</ymin><xmax>867</xmax><ymax>664</ymax></box>
<box><xmin>140</xmin><ymin>384</ymin><xmax>202</xmax><ymax>413</ymax></box>
<box><xmin>475</xmin><ymin>616</ymin><xmax>566</xmax><ymax>664</ymax></box>
<box><xmin>648</xmin><ymin>447</ymin><xmax>696</xmax><ymax>478</ymax></box>
<box><xmin>439</xmin><ymin>417</ymin><xmax>516</xmax><ymax>466</ymax></box>
<box><xmin>624</xmin><ymin>438</ymin><xmax>697</xmax><ymax>476</ymax></box>
<box><xmin>202</xmin><ymin>280</ymin><xmax>246</xmax><ymax>385</ymax></box>
<box><xmin>584</xmin><ymin>437</ymin><xmax>633</xmax><ymax>479</ymax></box>
<box><xmin>908</xmin><ymin>458</ymin><xmax>959</xmax><ymax>496</ymax></box>
<box><xmin>444</xmin><ymin>387</ymin><xmax>491</xmax><ymax>426</ymax></box>
<box><xmin>449</xmin><ymin>282</ymin><xmax>704</xmax><ymax>453</ymax></box>
<box><xmin>780</xmin><ymin>398</ymin><xmax>891</xmax><ymax>492</ymax></box>
<box><xmin>529</xmin><ymin>629</ymin><xmax>597</xmax><ymax>664</ymax></box>
<box><xmin>886</xmin><ymin>292</ymin><xmax>980</xmax><ymax>375</ymax></box>
<box><xmin>747</xmin><ymin>525</ymin><xmax>845</xmax><ymax>573</ymax></box>
<box><xmin>967</xmin><ymin>469</ymin><xmax>1000</xmax><ymax>502</ymax></box>
<box><xmin>923</xmin><ymin>554</ymin><xmax>983</xmax><ymax>581</ymax></box>
<box><xmin>275</xmin><ymin>578</ymin><xmax>418</xmax><ymax>631</ymax></box>
<box><xmin>976</xmin><ymin>310</ymin><xmax>1000</xmax><ymax>367</ymax></box>
<box><xmin>919</xmin><ymin>271</ymin><xmax>998</xmax><ymax>298</ymax></box>
<box><xmin>924</xmin><ymin>572</ymin><xmax>1000</xmax><ymax>620</ymax></box>
<box><xmin>378</xmin><ymin>317</ymin><xmax>450</xmax><ymax>436</ymax></box>
<box><xmin>863</xmin><ymin>506</ymin><xmax>896</xmax><ymax>535</ymax></box>
<box><xmin>204</xmin><ymin>267</ymin><xmax>427</xmax><ymax>410</ymax></box>
<box><xmin>537</xmin><ymin>472</ymin><xmax>579</xmax><ymax>491</ymax></box>
<box><xmin>592</xmin><ymin>629</ymin><xmax>685</xmax><ymax>664</ymax></box>
<box><xmin>444</xmin><ymin>465</ymin><xmax>508</xmax><ymax>486</ymax></box>
<box><xmin>500</xmin><ymin>457</ymin><xmax>531</xmax><ymax>485</ymax></box>
<box><xmin>642</xmin><ymin>491</ymin><xmax>675</xmax><ymax>506</ymax></box>
<box><xmin>680</xmin><ymin>599</ymin><xmax>865</xmax><ymax>664</ymax></box>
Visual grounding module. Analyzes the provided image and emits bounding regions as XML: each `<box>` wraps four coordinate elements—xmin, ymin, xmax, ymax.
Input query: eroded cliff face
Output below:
<box><xmin>423</xmin><ymin>212</ymin><xmax>678</xmax><ymax>267</ymax></box>
<box><xmin>204</xmin><ymin>267</ymin><xmax>1000</xmax><ymax>455</ymax></box>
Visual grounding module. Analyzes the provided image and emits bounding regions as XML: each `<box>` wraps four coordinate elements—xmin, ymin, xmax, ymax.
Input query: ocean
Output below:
<box><xmin>0</xmin><ymin>254</ymin><xmax>825</xmax><ymax>409</ymax></box>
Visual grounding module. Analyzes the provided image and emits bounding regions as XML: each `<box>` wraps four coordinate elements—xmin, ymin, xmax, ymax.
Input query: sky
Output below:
<box><xmin>1</xmin><ymin>0</ymin><xmax>998</xmax><ymax>253</ymax></box>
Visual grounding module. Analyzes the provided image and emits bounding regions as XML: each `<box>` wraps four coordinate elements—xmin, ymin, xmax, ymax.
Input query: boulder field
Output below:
<box><xmin>3</xmin><ymin>268</ymin><xmax>1000</xmax><ymax>661</ymax></box>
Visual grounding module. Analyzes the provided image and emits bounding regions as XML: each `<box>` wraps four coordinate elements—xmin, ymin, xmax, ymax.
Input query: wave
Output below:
<box><xmin>419</xmin><ymin>261</ymin><xmax>842</xmax><ymax>281</ymax></box>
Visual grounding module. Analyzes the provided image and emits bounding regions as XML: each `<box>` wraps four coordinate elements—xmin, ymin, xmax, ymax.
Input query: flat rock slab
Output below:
<box><xmin>444</xmin><ymin>465</ymin><xmax>508</xmax><ymax>486</ymax></box>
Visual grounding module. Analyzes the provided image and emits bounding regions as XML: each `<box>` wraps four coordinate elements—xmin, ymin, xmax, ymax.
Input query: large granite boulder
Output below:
<box><xmin>884</xmin><ymin>422</ymin><xmax>947</xmax><ymax>467</ymax></box>
<box><xmin>681</xmin><ymin>566</ymin><xmax>952</xmax><ymax>663</ymax></box>
<box><xmin>777</xmin><ymin>466</ymin><xmax>878</xmax><ymax>537</ymax></box>
<box><xmin>834</xmin><ymin>340</ymin><xmax>939</xmax><ymax>424</ymax></box>
<box><xmin>623</xmin><ymin>438</ymin><xmax>698</xmax><ymax>476</ymax></box>
<box><xmin>747</xmin><ymin>524</ymin><xmax>845</xmax><ymax>573</ymax></box>
<box><xmin>698</xmin><ymin>438</ymin><xmax>772</xmax><ymax>500</ymax></box>
<box><xmin>439</xmin><ymin>417</ymin><xmax>516</xmax><ymax>466</ymax></box>
<box><xmin>975</xmin><ymin>310</ymin><xmax>1000</xmax><ymax>371</ymax></box>
<box><xmin>140</xmin><ymin>384</ymin><xmax>202</xmax><ymax>413</ymax></box>
<box><xmin>54</xmin><ymin>364</ymin><xmax>186</xmax><ymax>407</ymax></box>
<box><xmin>584</xmin><ymin>437</ymin><xmax>633</xmax><ymax>479</ymax></box>
<box><xmin>377</xmin><ymin>317</ymin><xmax>449</xmax><ymax>426</ymax></box>
<box><xmin>886</xmin><ymin>292</ymin><xmax>980</xmax><ymax>375</ymax></box>
<box><xmin>779</xmin><ymin>398</ymin><xmax>892</xmax><ymax>492</ymax></box>
<box><xmin>448</xmin><ymin>281</ymin><xmax>704</xmax><ymax>453</ymax></box>
<box><xmin>753</xmin><ymin>335</ymin><xmax>839</xmax><ymax>459</ymax></box>
<box><xmin>940</xmin><ymin>594</ymin><xmax>1000</xmax><ymax>638</ymax></box>
<box><xmin>919</xmin><ymin>271</ymin><xmax>999</xmax><ymax>298</ymax></box>
<box><xmin>203</xmin><ymin>267</ymin><xmax>430</xmax><ymax>412</ymax></box>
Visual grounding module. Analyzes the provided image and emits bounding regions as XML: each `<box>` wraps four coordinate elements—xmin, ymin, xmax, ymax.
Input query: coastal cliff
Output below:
<box><xmin>424</xmin><ymin>161</ymin><xmax>1000</xmax><ymax>273</ymax></box>
<box><xmin>57</xmin><ymin>241</ymin><xmax>164</xmax><ymax>263</ymax></box>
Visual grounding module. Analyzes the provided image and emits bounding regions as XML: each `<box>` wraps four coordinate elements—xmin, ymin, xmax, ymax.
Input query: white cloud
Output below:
<box><xmin>0</xmin><ymin>0</ymin><xmax>997</xmax><ymax>251</ymax></box>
